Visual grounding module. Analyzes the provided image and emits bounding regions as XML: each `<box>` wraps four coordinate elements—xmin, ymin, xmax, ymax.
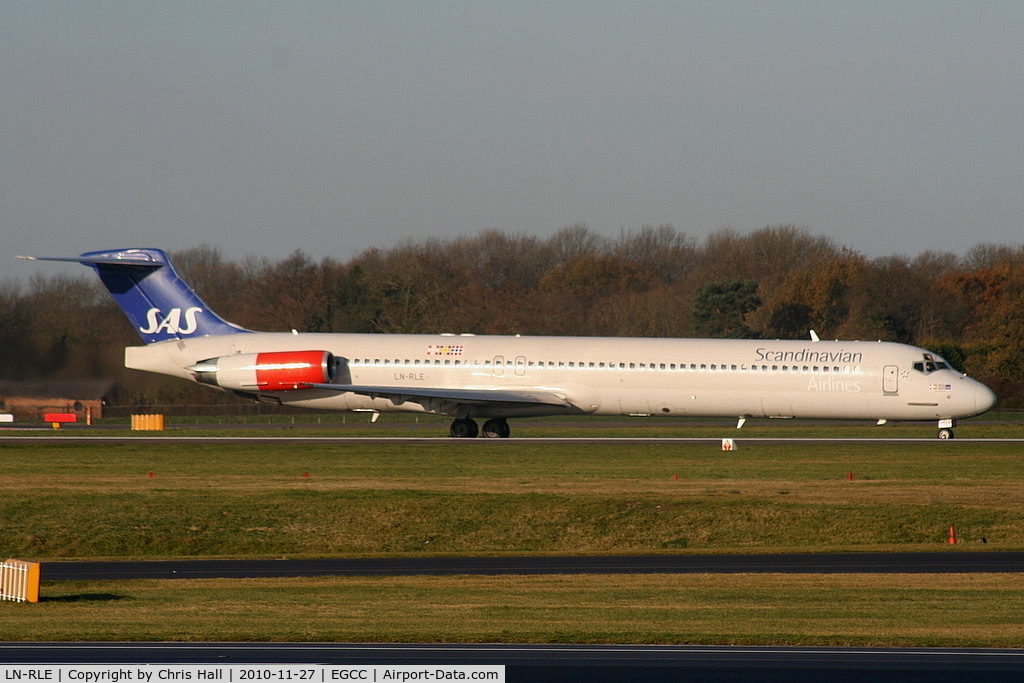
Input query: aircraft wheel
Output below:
<box><xmin>450</xmin><ymin>418</ymin><xmax>479</xmax><ymax>438</ymax></box>
<box><xmin>482</xmin><ymin>418</ymin><xmax>511</xmax><ymax>438</ymax></box>
<box><xmin>938</xmin><ymin>428</ymin><xmax>955</xmax><ymax>440</ymax></box>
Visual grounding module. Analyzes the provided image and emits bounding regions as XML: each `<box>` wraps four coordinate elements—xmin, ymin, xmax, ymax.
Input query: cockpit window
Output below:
<box><xmin>913</xmin><ymin>353</ymin><xmax>951</xmax><ymax>374</ymax></box>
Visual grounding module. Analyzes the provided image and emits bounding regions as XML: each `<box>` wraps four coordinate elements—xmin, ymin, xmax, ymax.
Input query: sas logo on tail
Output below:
<box><xmin>140</xmin><ymin>307</ymin><xmax>203</xmax><ymax>335</ymax></box>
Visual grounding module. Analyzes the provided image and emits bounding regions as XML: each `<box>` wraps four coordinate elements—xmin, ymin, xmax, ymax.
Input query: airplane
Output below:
<box><xmin>20</xmin><ymin>247</ymin><xmax>996</xmax><ymax>439</ymax></box>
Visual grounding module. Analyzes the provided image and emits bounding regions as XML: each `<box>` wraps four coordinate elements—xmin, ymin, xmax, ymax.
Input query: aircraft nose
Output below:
<box><xmin>975</xmin><ymin>381</ymin><xmax>997</xmax><ymax>415</ymax></box>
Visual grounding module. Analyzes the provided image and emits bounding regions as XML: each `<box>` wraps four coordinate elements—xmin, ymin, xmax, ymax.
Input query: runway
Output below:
<box><xmin>5</xmin><ymin>433</ymin><xmax>1024</xmax><ymax>445</ymax></box>
<box><xmin>41</xmin><ymin>551</ymin><xmax>1024</xmax><ymax>581</ymax></box>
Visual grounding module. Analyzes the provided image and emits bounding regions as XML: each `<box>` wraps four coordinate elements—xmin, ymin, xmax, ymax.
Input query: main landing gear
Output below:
<box><xmin>449</xmin><ymin>418</ymin><xmax>511</xmax><ymax>438</ymax></box>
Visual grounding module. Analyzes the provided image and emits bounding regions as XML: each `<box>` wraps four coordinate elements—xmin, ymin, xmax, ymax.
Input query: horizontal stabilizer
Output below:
<box><xmin>17</xmin><ymin>253</ymin><xmax>163</xmax><ymax>268</ymax></box>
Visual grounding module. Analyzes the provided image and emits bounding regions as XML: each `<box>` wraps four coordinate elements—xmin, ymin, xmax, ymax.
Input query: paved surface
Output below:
<box><xmin>41</xmin><ymin>551</ymin><xmax>1024</xmax><ymax>580</ymax></box>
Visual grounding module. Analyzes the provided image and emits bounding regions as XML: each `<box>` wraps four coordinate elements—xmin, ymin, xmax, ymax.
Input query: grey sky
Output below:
<box><xmin>3</xmin><ymin>1</ymin><xmax>1023</xmax><ymax>268</ymax></box>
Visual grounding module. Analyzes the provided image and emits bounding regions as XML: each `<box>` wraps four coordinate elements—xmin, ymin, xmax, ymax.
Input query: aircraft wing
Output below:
<box><xmin>306</xmin><ymin>383</ymin><xmax>574</xmax><ymax>409</ymax></box>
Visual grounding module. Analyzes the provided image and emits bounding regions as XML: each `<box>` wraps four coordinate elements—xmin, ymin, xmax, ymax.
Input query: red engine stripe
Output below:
<box><xmin>254</xmin><ymin>351</ymin><xmax>330</xmax><ymax>390</ymax></box>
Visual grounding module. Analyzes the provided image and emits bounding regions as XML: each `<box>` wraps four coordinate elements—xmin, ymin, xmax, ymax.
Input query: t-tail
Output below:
<box><xmin>19</xmin><ymin>248</ymin><xmax>249</xmax><ymax>343</ymax></box>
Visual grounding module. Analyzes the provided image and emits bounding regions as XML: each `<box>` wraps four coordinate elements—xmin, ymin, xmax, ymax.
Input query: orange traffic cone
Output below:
<box><xmin>948</xmin><ymin>525</ymin><xmax>957</xmax><ymax>544</ymax></box>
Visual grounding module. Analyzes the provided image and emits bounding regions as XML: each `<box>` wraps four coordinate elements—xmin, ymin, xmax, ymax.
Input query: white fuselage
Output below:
<box><xmin>125</xmin><ymin>333</ymin><xmax>995</xmax><ymax>423</ymax></box>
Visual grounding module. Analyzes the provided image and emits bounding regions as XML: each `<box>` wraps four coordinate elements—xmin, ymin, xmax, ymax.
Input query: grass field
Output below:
<box><xmin>1</xmin><ymin>418</ymin><xmax>1023</xmax><ymax>645</ymax></box>
<box><xmin>7</xmin><ymin>574</ymin><xmax>1023</xmax><ymax>647</ymax></box>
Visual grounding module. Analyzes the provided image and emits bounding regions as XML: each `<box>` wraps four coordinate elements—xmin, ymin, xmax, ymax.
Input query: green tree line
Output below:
<box><xmin>5</xmin><ymin>225</ymin><xmax>1024</xmax><ymax>407</ymax></box>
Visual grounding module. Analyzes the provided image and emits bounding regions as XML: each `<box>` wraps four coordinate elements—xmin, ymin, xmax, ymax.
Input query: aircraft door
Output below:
<box><xmin>515</xmin><ymin>356</ymin><xmax>527</xmax><ymax>376</ymax></box>
<box><xmin>883</xmin><ymin>365</ymin><xmax>899</xmax><ymax>394</ymax></box>
<box><xmin>493</xmin><ymin>355</ymin><xmax>505</xmax><ymax>377</ymax></box>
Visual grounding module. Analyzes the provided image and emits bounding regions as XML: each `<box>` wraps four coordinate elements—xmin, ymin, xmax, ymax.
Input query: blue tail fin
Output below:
<box><xmin>27</xmin><ymin>248</ymin><xmax>249</xmax><ymax>343</ymax></box>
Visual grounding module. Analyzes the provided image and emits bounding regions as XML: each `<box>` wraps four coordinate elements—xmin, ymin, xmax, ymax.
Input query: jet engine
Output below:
<box><xmin>189</xmin><ymin>350</ymin><xmax>336</xmax><ymax>391</ymax></box>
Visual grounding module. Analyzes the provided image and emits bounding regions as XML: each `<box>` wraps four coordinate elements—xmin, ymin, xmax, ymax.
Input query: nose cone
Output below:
<box><xmin>974</xmin><ymin>380</ymin><xmax>997</xmax><ymax>415</ymax></box>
